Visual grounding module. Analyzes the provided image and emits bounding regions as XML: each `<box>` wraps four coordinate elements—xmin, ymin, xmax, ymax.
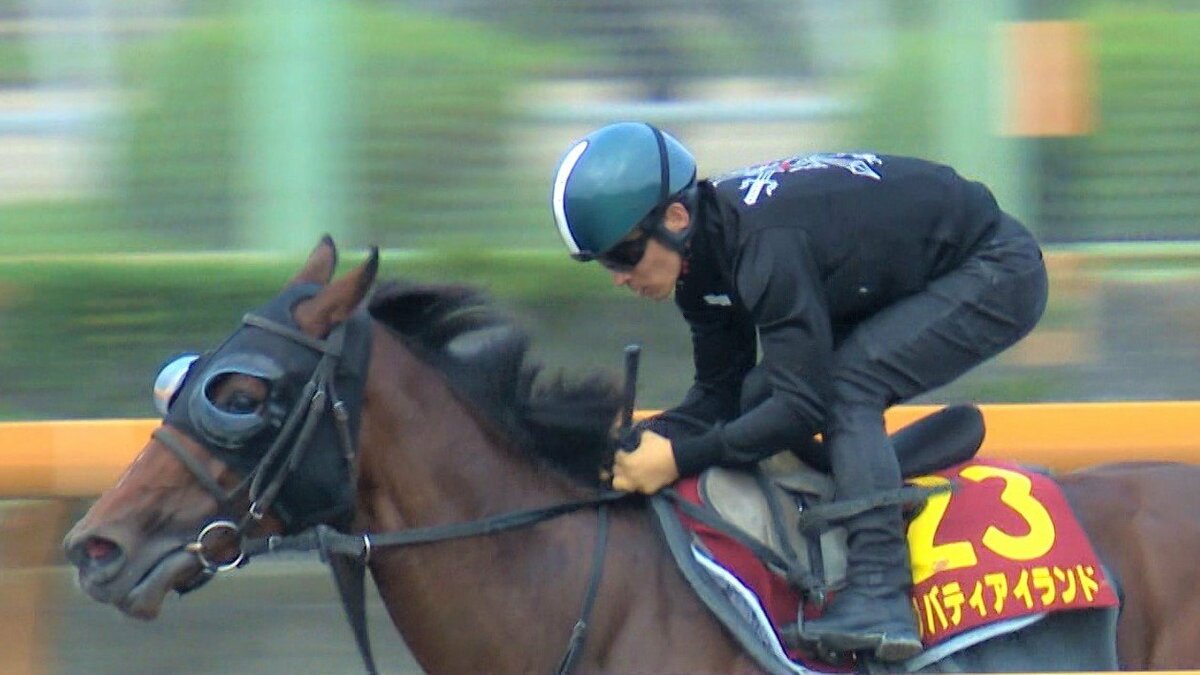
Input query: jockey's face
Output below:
<box><xmin>606</xmin><ymin>203</ymin><xmax>688</xmax><ymax>302</ymax></box>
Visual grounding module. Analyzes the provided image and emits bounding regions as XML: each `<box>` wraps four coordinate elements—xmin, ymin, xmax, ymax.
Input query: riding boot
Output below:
<box><xmin>799</xmin><ymin>504</ymin><xmax>922</xmax><ymax>662</ymax></box>
<box><xmin>798</xmin><ymin>403</ymin><xmax>922</xmax><ymax>662</ymax></box>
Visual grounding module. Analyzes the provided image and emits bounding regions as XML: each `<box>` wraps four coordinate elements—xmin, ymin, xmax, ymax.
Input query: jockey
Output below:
<box><xmin>548</xmin><ymin>122</ymin><xmax>1049</xmax><ymax>661</ymax></box>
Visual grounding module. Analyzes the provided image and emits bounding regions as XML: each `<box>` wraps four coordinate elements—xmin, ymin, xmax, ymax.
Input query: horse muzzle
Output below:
<box><xmin>63</xmin><ymin>527</ymin><xmax>207</xmax><ymax>620</ymax></box>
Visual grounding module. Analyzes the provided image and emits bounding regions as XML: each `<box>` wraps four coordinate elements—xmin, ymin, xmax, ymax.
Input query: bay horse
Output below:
<box><xmin>63</xmin><ymin>237</ymin><xmax>1200</xmax><ymax>672</ymax></box>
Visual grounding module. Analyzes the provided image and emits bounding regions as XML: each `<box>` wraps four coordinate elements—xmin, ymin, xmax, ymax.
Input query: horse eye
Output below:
<box><xmin>222</xmin><ymin>391</ymin><xmax>262</xmax><ymax>415</ymax></box>
<box><xmin>206</xmin><ymin>373</ymin><xmax>268</xmax><ymax>415</ymax></box>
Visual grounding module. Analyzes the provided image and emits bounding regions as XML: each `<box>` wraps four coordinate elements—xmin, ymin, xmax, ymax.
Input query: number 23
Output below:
<box><xmin>908</xmin><ymin>465</ymin><xmax>1056</xmax><ymax>584</ymax></box>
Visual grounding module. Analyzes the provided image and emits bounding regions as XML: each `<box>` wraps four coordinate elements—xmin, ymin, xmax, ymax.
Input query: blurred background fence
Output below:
<box><xmin>1</xmin><ymin>1</ymin><xmax>1199</xmax><ymax>672</ymax></box>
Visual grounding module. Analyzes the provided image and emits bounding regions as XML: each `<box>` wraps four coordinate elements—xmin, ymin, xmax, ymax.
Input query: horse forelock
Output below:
<box><xmin>367</xmin><ymin>280</ymin><xmax>622</xmax><ymax>486</ymax></box>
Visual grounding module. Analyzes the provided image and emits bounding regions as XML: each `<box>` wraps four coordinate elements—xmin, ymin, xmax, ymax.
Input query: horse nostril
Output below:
<box><xmin>85</xmin><ymin>537</ymin><xmax>120</xmax><ymax>562</ymax></box>
<box><xmin>67</xmin><ymin>536</ymin><xmax>123</xmax><ymax>570</ymax></box>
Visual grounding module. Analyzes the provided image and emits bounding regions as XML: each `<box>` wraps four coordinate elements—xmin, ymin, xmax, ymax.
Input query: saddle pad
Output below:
<box><xmin>907</xmin><ymin>458</ymin><xmax>1119</xmax><ymax>645</ymax></box>
<box><xmin>672</xmin><ymin>475</ymin><xmax>837</xmax><ymax>670</ymax></box>
<box><xmin>672</xmin><ymin>458</ymin><xmax>1119</xmax><ymax>653</ymax></box>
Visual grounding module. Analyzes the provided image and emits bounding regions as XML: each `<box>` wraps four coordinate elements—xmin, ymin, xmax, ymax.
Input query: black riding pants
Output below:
<box><xmin>828</xmin><ymin>213</ymin><xmax>1048</xmax><ymax>578</ymax></box>
<box><xmin>738</xmin><ymin>214</ymin><xmax>1049</xmax><ymax>581</ymax></box>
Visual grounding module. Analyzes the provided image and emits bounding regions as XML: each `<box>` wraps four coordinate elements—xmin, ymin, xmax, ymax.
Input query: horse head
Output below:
<box><xmin>62</xmin><ymin>236</ymin><xmax>378</xmax><ymax>619</ymax></box>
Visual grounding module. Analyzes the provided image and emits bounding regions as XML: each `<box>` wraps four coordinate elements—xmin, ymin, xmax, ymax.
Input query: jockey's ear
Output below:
<box><xmin>294</xmin><ymin>246</ymin><xmax>379</xmax><ymax>337</ymax></box>
<box><xmin>290</xmin><ymin>235</ymin><xmax>338</xmax><ymax>287</ymax></box>
<box><xmin>663</xmin><ymin>202</ymin><xmax>692</xmax><ymax>233</ymax></box>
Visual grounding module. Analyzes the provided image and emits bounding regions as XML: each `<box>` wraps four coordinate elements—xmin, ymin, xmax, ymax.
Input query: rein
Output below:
<box><xmin>241</xmin><ymin>490</ymin><xmax>629</xmax><ymax>675</ymax></box>
<box><xmin>242</xmin><ymin>492</ymin><xmax>628</xmax><ymax>561</ymax></box>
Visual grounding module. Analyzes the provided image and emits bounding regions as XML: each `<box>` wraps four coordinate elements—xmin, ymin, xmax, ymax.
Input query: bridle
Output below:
<box><xmin>154</xmin><ymin>310</ymin><xmax>359</xmax><ymax>573</ymax></box>
<box><xmin>154</xmin><ymin>305</ymin><xmax>635</xmax><ymax>675</ymax></box>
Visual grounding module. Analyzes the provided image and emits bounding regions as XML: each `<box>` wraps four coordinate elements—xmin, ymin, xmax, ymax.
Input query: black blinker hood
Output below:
<box><xmin>163</xmin><ymin>282</ymin><xmax>373</xmax><ymax>533</ymax></box>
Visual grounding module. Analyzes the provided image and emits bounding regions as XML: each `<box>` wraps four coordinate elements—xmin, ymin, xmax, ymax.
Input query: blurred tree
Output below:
<box><xmin>858</xmin><ymin>1</ymin><xmax>1200</xmax><ymax>243</ymax></box>
<box><xmin>410</xmin><ymin>0</ymin><xmax>816</xmax><ymax>100</ymax></box>
<box><xmin>117</xmin><ymin>1</ymin><xmax>546</xmax><ymax>251</ymax></box>
<box><xmin>1037</xmin><ymin>7</ymin><xmax>1200</xmax><ymax>241</ymax></box>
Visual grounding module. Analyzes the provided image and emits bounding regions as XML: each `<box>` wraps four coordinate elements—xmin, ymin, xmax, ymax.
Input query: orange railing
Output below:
<box><xmin>2</xmin><ymin>401</ymin><xmax>1198</xmax><ymax>498</ymax></box>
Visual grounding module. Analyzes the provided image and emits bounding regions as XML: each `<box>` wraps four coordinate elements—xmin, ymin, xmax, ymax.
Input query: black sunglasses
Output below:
<box><xmin>597</xmin><ymin>229</ymin><xmax>652</xmax><ymax>272</ymax></box>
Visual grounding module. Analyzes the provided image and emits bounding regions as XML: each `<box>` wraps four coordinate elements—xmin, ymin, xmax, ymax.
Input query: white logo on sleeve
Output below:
<box><xmin>703</xmin><ymin>294</ymin><xmax>733</xmax><ymax>307</ymax></box>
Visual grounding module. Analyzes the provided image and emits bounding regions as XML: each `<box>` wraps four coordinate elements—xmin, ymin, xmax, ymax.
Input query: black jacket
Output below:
<box><xmin>668</xmin><ymin>153</ymin><xmax>1002</xmax><ymax>475</ymax></box>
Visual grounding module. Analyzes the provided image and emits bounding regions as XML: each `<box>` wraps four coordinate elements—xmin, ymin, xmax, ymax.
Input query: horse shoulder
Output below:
<box><xmin>589</xmin><ymin>506</ymin><xmax>762</xmax><ymax>673</ymax></box>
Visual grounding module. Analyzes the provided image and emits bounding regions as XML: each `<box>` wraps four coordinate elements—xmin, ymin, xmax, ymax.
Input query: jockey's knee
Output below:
<box><xmin>827</xmin><ymin>377</ymin><xmax>890</xmax><ymax>431</ymax></box>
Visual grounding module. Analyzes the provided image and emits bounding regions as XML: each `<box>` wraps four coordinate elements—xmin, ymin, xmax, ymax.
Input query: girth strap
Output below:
<box><xmin>753</xmin><ymin>469</ymin><xmax>810</xmax><ymax>586</ymax></box>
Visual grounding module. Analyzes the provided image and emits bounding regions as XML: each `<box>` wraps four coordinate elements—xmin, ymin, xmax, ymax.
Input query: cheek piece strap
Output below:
<box><xmin>156</xmin><ymin>306</ymin><xmax>367</xmax><ymax>573</ymax></box>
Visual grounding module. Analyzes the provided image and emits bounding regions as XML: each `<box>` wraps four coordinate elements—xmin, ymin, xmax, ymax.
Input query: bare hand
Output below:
<box><xmin>611</xmin><ymin>430</ymin><xmax>680</xmax><ymax>494</ymax></box>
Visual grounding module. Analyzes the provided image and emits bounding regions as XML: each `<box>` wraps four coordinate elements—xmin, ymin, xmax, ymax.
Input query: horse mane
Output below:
<box><xmin>367</xmin><ymin>280</ymin><xmax>622</xmax><ymax>487</ymax></box>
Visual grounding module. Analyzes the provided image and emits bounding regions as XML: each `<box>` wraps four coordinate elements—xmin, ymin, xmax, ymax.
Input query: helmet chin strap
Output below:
<box><xmin>645</xmin><ymin>183</ymin><xmax>700</xmax><ymax>255</ymax></box>
<box><xmin>641</xmin><ymin>123</ymin><xmax>698</xmax><ymax>257</ymax></box>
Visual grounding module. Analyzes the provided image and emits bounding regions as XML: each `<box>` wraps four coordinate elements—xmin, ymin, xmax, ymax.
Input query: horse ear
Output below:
<box><xmin>290</xmin><ymin>235</ymin><xmax>339</xmax><ymax>287</ymax></box>
<box><xmin>294</xmin><ymin>246</ymin><xmax>379</xmax><ymax>336</ymax></box>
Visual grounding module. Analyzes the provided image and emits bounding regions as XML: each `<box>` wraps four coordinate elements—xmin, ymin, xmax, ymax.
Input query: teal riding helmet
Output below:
<box><xmin>551</xmin><ymin>122</ymin><xmax>697</xmax><ymax>261</ymax></box>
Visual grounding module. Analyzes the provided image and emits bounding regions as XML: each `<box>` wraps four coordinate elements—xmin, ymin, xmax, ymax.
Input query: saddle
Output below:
<box><xmin>686</xmin><ymin>404</ymin><xmax>987</xmax><ymax>604</ymax></box>
<box><xmin>698</xmin><ymin>455</ymin><xmax>847</xmax><ymax>600</ymax></box>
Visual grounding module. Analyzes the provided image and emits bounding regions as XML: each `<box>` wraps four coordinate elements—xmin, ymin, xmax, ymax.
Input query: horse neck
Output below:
<box><xmin>356</xmin><ymin>327</ymin><xmax>583</xmax><ymax>527</ymax></box>
<box><xmin>352</xmin><ymin>326</ymin><xmax>613</xmax><ymax>671</ymax></box>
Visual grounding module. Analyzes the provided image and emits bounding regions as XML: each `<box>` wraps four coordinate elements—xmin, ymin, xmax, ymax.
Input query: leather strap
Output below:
<box><xmin>327</xmin><ymin>549</ymin><xmax>377</xmax><ymax>675</ymax></box>
<box><xmin>555</xmin><ymin>504</ymin><xmax>610</xmax><ymax>675</ymax></box>
<box><xmin>244</xmin><ymin>492</ymin><xmax>628</xmax><ymax>559</ymax></box>
<box><xmin>259</xmin><ymin>494</ymin><xmax>627</xmax><ymax>675</ymax></box>
<box><xmin>793</xmin><ymin>483</ymin><xmax>952</xmax><ymax>534</ymax></box>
